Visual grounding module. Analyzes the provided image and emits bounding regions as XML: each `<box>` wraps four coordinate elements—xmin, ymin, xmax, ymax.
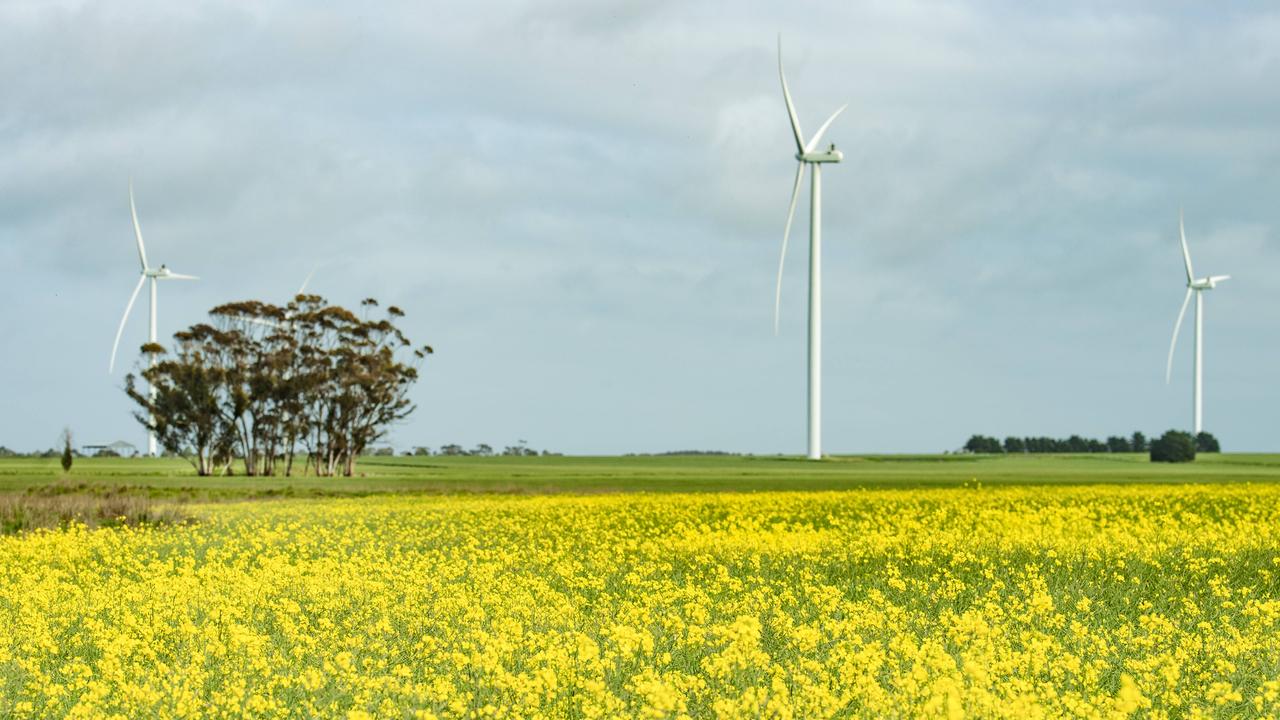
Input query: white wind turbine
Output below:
<box><xmin>244</xmin><ymin>265</ymin><xmax>321</xmax><ymax>331</ymax></box>
<box><xmin>773</xmin><ymin>36</ymin><xmax>847</xmax><ymax>460</ymax></box>
<box><xmin>108</xmin><ymin>180</ymin><xmax>198</xmax><ymax>456</ymax></box>
<box><xmin>1165</xmin><ymin>209</ymin><xmax>1230</xmax><ymax>435</ymax></box>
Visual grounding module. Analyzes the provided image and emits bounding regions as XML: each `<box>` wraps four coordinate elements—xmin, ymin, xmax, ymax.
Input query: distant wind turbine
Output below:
<box><xmin>108</xmin><ymin>180</ymin><xmax>198</xmax><ymax>457</ymax></box>
<box><xmin>774</xmin><ymin>36</ymin><xmax>847</xmax><ymax>460</ymax></box>
<box><xmin>245</xmin><ymin>265</ymin><xmax>321</xmax><ymax>331</ymax></box>
<box><xmin>1165</xmin><ymin>209</ymin><xmax>1230</xmax><ymax>435</ymax></box>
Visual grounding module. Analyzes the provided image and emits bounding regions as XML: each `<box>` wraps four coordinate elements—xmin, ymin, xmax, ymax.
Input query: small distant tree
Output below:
<box><xmin>1003</xmin><ymin>436</ymin><xmax>1026</xmax><ymax>454</ymax></box>
<box><xmin>1151</xmin><ymin>430</ymin><xmax>1196</xmax><ymax>463</ymax></box>
<box><xmin>1130</xmin><ymin>431</ymin><xmax>1148</xmax><ymax>453</ymax></box>
<box><xmin>60</xmin><ymin>428</ymin><xmax>73</xmax><ymax>472</ymax></box>
<box><xmin>473</xmin><ymin>443</ymin><xmax>494</xmax><ymax>457</ymax></box>
<box><xmin>1195</xmin><ymin>432</ymin><xmax>1221</xmax><ymax>453</ymax></box>
<box><xmin>439</xmin><ymin>444</ymin><xmax>463</xmax><ymax>456</ymax></box>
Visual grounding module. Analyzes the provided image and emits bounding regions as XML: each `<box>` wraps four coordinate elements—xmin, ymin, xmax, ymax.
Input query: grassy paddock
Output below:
<box><xmin>3</xmin><ymin>452</ymin><xmax>1280</xmax><ymax>497</ymax></box>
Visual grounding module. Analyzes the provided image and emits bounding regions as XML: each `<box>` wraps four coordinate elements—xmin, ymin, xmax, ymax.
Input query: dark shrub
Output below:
<box><xmin>963</xmin><ymin>435</ymin><xmax>1004</xmax><ymax>454</ymax></box>
<box><xmin>1150</xmin><ymin>430</ymin><xmax>1196</xmax><ymax>463</ymax></box>
<box><xmin>60</xmin><ymin>428</ymin><xmax>73</xmax><ymax>473</ymax></box>
<box><xmin>1195</xmin><ymin>432</ymin><xmax>1221</xmax><ymax>453</ymax></box>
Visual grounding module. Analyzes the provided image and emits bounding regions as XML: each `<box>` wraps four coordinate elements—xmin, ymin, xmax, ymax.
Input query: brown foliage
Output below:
<box><xmin>126</xmin><ymin>295</ymin><xmax>430</xmax><ymax>478</ymax></box>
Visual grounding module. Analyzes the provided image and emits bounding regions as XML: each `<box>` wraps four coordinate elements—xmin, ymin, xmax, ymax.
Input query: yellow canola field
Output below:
<box><xmin>2</xmin><ymin>485</ymin><xmax>1280</xmax><ymax>719</ymax></box>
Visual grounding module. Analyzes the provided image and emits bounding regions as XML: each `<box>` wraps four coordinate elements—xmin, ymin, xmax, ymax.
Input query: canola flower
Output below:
<box><xmin>1</xmin><ymin>485</ymin><xmax>1279</xmax><ymax>718</ymax></box>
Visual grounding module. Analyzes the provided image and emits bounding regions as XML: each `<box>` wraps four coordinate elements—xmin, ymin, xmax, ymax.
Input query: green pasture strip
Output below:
<box><xmin>0</xmin><ymin>453</ymin><xmax>1278</xmax><ymax>499</ymax></box>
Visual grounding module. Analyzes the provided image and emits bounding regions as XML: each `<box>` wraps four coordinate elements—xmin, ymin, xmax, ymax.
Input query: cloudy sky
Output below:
<box><xmin>2</xmin><ymin>1</ymin><xmax>1278</xmax><ymax>454</ymax></box>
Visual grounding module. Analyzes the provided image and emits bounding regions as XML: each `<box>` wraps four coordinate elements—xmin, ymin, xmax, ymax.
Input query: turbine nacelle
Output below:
<box><xmin>797</xmin><ymin>145</ymin><xmax>844</xmax><ymax>163</ymax></box>
<box><xmin>1192</xmin><ymin>274</ymin><xmax>1230</xmax><ymax>290</ymax></box>
<box><xmin>145</xmin><ymin>264</ymin><xmax>198</xmax><ymax>281</ymax></box>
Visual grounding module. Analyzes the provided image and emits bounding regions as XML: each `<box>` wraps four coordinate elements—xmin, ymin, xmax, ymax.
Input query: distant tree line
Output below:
<box><xmin>622</xmin><ymin>451</ymin><xmax>745</xmax><ymax>457</ymax></box>
<box><xmin>0</xmin><ymin>441</ymin><xmax>563</xmax><ymax>460</ymax></box>
<box><xmin>409</xmin><ymin>442</ymin><xmax>558</xmax><ymax>457</ymax></box>
<box><xmin>0</xmin><ymin>445</ymin><xmax>89</xmax><ymax>459</ymax></box>
<box><xmin>964</xmin><ymin>431</ymin><xmax>1220</xmax><ymax>455</ymax></box>
<box><xmin>653</xmin><ymin>450</ymin><xmax>741</xmax><ymax>456</ymax></box>
<box><xmin>125</xmin><ymin>295</ymin><xmax>432</xmax><ymax>477</ymax></box>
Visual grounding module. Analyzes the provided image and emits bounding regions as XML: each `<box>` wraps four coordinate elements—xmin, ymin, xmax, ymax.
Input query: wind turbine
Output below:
<box><xmin>1165</xmin><ymin>209</ymin><xmax>1230</xmax><ymax>435</ymax></box>
<box><xmin>108</xmin><ymin>180</ymin><xmax>198</xmax><ymax>456</ymax></box>
<box><xmin>244</xmin><ymin>265</ymin><xmax>321</xmax><ymax>331</ymax></box>
<box><xmin>773</xmin><ymin>36</ymin><xmax>847</xmax><ymax>460</ymax></box>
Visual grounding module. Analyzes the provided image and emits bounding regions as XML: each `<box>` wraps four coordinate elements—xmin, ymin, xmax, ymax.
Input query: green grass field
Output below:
<box><xmin>4</xmin><ymin>452</ymin><xmax>1280</xmax><ymax>498</ymax></box>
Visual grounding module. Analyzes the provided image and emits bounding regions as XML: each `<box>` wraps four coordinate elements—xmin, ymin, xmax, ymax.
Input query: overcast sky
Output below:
<box><xmin>2</xmin><ymin>1</ymin><xmax>1278</xmax><ymax>454</ymax></box>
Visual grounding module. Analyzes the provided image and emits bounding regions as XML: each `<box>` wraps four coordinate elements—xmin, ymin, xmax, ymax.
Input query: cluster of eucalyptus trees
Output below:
<box><xmin>125</xmin><ymin>295</ymin><xmax>431</xmax><ymax>476</ymax></box>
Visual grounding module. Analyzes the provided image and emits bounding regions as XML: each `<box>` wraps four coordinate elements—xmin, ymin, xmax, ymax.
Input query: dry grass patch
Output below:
<box><xmin>0</xmin><ymin>485</ymin><xmax>190</xmax><ymax>534</ymax></box>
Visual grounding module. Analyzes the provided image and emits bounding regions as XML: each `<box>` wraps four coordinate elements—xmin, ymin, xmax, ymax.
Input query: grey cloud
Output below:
<box><xmin>1</xmin><ymin>1</ymin><xmax>1278</xmax><ymax>454</ymax></box>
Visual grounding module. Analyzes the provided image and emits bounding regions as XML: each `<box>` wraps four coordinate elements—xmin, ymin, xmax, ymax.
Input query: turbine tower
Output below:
<box><xmin>773</xmin><ymin>37</ymin><xmax>847</xmax><ymax>460</ymax></box>
<box><xmin>109</xmin><ymin>180</ymin><xmax>198</xmax><ymax>456</ymax></box>
<box><xmin>1165</xmin><ymin>209</ymin><xmax>1230</xmax><ymax>435</ymax></box>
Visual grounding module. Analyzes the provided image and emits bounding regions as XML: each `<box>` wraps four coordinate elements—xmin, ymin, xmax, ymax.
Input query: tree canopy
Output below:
<box><xmin>125</xmin><ymin>294</ymin><xmax>431</xmax><ymax>477</ymax></box>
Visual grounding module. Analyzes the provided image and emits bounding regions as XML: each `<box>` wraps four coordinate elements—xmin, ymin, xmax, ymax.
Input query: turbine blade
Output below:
<box><xmin>1165</xmin><ymin>287</ymin><xmax>1193</xmax><ymax>384</ymax></box>
<box><xmin>1209</xmin><ymin>274</ymin><xmax>1231</xmax><ymax>283</ymax></box>
<box><xmin>163</xmin><ymin>272</ymin><xmax>198</xmax><ymax>280</ymax></box>
<box><xmin>245</xmin><ymin>317</ymin><xmax>284</xmax><ymax>330</ymax></box>
<box><xmin>777</xmin><ymin>35</ymin><xmax>805</xmax><ymax>154</ymax></box>
<box><xmin>109</xmin><ymin>274</ymin><xmax>147</xmax><ymax>374</ymax></box>
<box><xmin>803</xmin><ymin>104</ymin><xmax>847</xmax><ymax>154</ymax></box>
<box><xmin>1179</xmin><ymin>208</ymin><xmax>1194</xmax><ymax>284</ymax></box>
<box><xmin>774</xmin><ymin>162</ymin><xmax>806</xmax><ymax>335</ymax></box>
<box><xmin>298</xmin><ymin>264</ymin><xmax>319</xmax><ymax>295</ymax></box>
<box><xmin>129</xmin><ymin>180</ymin><xmax>149</xmax><ymax>271</ymax></box>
